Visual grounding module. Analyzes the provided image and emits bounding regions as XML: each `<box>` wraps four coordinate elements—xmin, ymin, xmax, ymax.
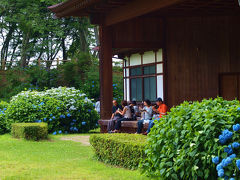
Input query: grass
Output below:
<box><xmin>0</xmin><ymin>134</ymin><xmax>150</xmax><ymax>180</ymax></box>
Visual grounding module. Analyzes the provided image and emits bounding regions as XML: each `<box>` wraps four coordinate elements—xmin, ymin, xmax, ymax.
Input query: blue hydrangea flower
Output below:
<box><xmin>67</xmin><ymin>113</ymin><xmax>71</xmax><ymax>117</ymax></box>
<box><xmin>3</xmin><ymin>108</ymin><xmax>6</xmax><ymax>111</ymax></box>
<box><xmin>229</xmin><ymin>154</ymin><xmax>236</xmax><ymax>159</ymax></box>
<box><xmin>92</xmin><ymin>81</ymin><xmax>94</xmax><ymax>83</ymax></box>
<box><xmin>230</xmin><ymin>178</ymin><xmax>235</xmax><ymax>180</ymax></box>
<box><xmin>50</xmin><ymin>114</ymin><xmax>53</xmax><ymax>117</ymax></box>
<box><xmin>212</xmin><ymin>156</ymin><xmax>219</xmax><ymax>164</ymax></box>
<box><xmin>53</xmin><ymin>116</ymin><xmax>56</xmax><ymax>119</ymax></box>
<box><xmin>218</xmin><ymin>169</ymin><xmax>224</xmax><ymax>177</ymax></box>
<box><xmin>219</xmin><ymin>130</ymin><xmax>233</xmax><ymax>144</ymax></box>
<box><xmin>222</xmin><ymin>157</ymin><xmax>232</xmax><ymax>167</ymax></box>
<box><xmin>60</xmin><ymin>115</ymin><xmax>66</xmax><ymax>119</ymax></box>
<box><xmin>236</xmin><ymin>159</ymin><xmax>240</xmax><ymax>170</ymax></box>
<box><xmin>57</xmin><ymin>107</ymin><xmax>60</xmax><ymax>110</ymax></box>
<box><xmin>49</xmin><ymin>118</ymin><xmax>52</xmax><ymax>121</ymax></box>
<box><xmin>73</xmin><ymin>127</ymin><xmax>78</xmax><ymax>132</ymax></box>
<box><xmin>52</xmin><ymin>132</ymin><xmax>57</xmax><ymax>135</ymax></box>
<box><xmin>216</xmin><ymin>163</ymin><xmax>223</xmax><ymax>171</ymax></box>
<box><xmin>72</xmin><ymin>119</ymin><xmax>77</xmax><ymax>122</ymax></box>
<box><xmin>92</xmin><ymin>85</ymin><xmax>94</xmax><ymax>87</ymax></box>
<box><xmin>88</xmin><ymin>109</ymin><xmax>91</xmax><ymax>112</ymax></box>
<box><xmin>237</xmin><ymin>107</ymin><xmax>240</xmax><ymax>111</ymax></box>
<box><xmin>232</xmin><ymin>142</ymin><xmax>240</xmax><ymax>149</ymax></box>
<box><xmin>233</xmin><ymin>124</ymin><xmax>240</xmax><ymax>131</ymax></box>
<box><xmin>82</xmin><ymin>121</ymin><xmax>86</xmax><ymax>125</ymax></box>
<box><xmin>43</xmin><ymin>118</ymin><xmax>47</xmax><ymax>121</ymax></box>
<box><xmin>58</xmin><ymin>130</ymin><xmax>62</xmax><ymax>134</ymax></box>
<box><xmin>224</xmin><ymin>145</ymin><xmax>233</xmax><ymax>155</ymax></box>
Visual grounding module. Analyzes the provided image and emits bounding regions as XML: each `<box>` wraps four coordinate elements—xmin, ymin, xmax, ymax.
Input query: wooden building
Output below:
<box><xmin>49</xmin><ymin>0</ymin><xmax>240</xmax><ymax>125</ymax></box>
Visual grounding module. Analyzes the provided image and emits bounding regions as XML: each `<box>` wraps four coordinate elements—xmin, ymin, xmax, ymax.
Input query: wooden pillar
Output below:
<box><xmin>99</xmin><ymin>26</ymin><xmax>113</xmax><ymax>120</ymax></box>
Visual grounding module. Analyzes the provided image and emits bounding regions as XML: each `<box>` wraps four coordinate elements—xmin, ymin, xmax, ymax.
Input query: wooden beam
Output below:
<box><xmin>99</xmin><ymin>26</ymin><xmax>113</xmax><ymax>120</ymax></box>
<box><xmin>105</xmin><ymin>0</ymin><xmax>183</xmax><ymax>26</ymax></box>
<box><xmin>112</xmin><ymin>41</ymin><xmax>163</xmax><ymax>48</ymax></box>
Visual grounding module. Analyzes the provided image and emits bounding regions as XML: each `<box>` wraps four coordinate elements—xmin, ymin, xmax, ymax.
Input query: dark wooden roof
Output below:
<box><xmin>49</xmin><ymin>0</ymin><xmax>240</xmax><ymax>26</ymax></box>
<box><xmin>48</xmin><ymin>0</ymin><xmax>132</xmax><ymax>18</ymax></box>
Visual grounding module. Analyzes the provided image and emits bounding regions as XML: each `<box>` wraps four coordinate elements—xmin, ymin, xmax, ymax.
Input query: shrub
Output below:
<box><xmin>0</xmin><ymin>101</ymin><xmax>8</xmax><ymax>110</ymax></box>
<box><xmin>140</xmin><ymin>98</ymin><xmax>240</xmax><ymax>179</ymax></box>
<box><xmin>0</xmin><ymin>101</ymin><xmax>8</xmax><ymax>134</ymax></box>
<box><xmin>4</xmin><ymin>87</ymin><xmax>99</xmax><ymax>134</ymax></box>
<box><xmin>90</xmin><ymin>133</ymin><xmax>147</xmax><ymax>169</ymax></box>
<box><xmin>212</xmin><ymin>124</ymin><xmax>240</xmax><ymax>179</ymax></box>
<box><xmin>11</xmin><ymin>123</ymin><xmax>48</xmax><ymax>141</ymax></box>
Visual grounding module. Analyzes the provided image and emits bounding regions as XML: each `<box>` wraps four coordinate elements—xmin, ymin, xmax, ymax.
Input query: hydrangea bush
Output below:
<box><xmin>212</xmin><ymin>124</ymin><xmax>240</xmax><ymax>179</ymax></box>
<box><xmin>140</xmin><ymin>98</ymin><xmax>240</xmax><ymax>179</ymax></box>
<box><xmin>3</xmin><ymin>87</ymin><xmax>99</xmax><ymax>134</ymax></box>
<box><xmin>0</xmin><ymin>101</ymin><xmax>8</xmax><ymax>134</ymax></box>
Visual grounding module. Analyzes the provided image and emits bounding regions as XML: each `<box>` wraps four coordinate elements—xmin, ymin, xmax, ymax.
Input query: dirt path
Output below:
<box><xmin>60</xmin><ymin>136</ymin><xmax>90</xmax><ymax>146</ymax></box>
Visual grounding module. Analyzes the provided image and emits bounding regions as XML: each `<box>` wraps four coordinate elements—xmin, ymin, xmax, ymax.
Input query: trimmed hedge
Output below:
<box><xmin>12</xmin><ymin>123</ymin><xmax>48</xmax><ymax>141</ymax></box>
<box><xmin>90</xmin><ymin>134</ymin><xmax>147</xmax><ymax>169</ymax></box>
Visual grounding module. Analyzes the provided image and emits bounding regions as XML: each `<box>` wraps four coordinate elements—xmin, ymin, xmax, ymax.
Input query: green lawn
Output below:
<box><xmin>0</xmin><ymin>134</ymin><xmax>149</xmax><ymax>180</ymax></box>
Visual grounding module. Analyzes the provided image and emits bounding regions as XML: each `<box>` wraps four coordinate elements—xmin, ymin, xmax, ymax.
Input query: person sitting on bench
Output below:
<box><xmin>136</xmin><ymin>100</ymin><xmax>153</xmax><ymax>134</ymax></box>
<box><xmin>129</xmin><ymin>100</ymin><xmax>140</xmax><ymax>120</ymax></box>
<box><xmin>107</xmin><ymin>100</ymin><xmax>123</xmax><ymax>132</ymax></box>
<box><xmin>147</xmin><ymin>98</ymin><xmax>168</xmax><ymax>134</ymax></box>
<box><xmin>112</xmin><ymin>100</ymin><xmax>132</xmax><ymax>133</ymax></box>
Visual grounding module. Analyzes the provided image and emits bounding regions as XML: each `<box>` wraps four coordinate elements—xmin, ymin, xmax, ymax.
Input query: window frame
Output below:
<box><xmin>124</xmin><ymin>62</ymin><xmax>164</xmax><ymax>102</ymax></box>
<box><xmin>123</xmin><ymin>51</ymin><xmax>165</xmax><ymax>102</ymax></box>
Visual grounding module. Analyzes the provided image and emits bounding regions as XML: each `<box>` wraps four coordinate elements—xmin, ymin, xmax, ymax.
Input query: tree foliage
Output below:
<box><xmin>0</xmin><ymin>0</ymin><xmax>96</xmax><ymax>68</ymax></box>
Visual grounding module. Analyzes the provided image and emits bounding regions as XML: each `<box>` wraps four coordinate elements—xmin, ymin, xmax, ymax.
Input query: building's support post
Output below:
<box><xmin>99</xmin><ymin>26</ymin><xmax>113</xmax><ymax>121</ymax></box>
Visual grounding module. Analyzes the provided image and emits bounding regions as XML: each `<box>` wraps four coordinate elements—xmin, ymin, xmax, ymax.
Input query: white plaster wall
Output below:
<box><xmin>157</xmin><ymin>75</ymin><xmax>164</xmax><ymax>100</ymax></box>
<box><xmin>157</xmin><ymin>49</ymin><xmax>163</xmax><ymax>62</ymax></box>
<box><xmin>126</xmin><ymin>78</ymin><xmax>130</xmax><ymax>101</ymax></box>
<box><xmin>126</xmin><ymin>68</ymin><xmax>129</xmax><ymax>77</ymax></box>
<box><xmin>124</xmin><ymin>79</ymin><xmax>126</xmax><ymax>100</ymax></box>
<box><xmin>130</xmin><ymin>54</ymin><xmax>141</xmax><ymax>66</ymax></box>
<box><xmin>143</xmin><ymin>51</ymin><xmax>155</xmax><ymax>64</ymax></box>
<box><xmin>157</xmin><ymin>63</ymin><xmax>163</xmax><ymax>73</ymax></box>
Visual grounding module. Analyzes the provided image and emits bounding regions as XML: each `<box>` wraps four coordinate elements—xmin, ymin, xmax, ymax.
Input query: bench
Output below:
<box><xmin>98</xmin><ymin>120</ymin><xmax>149</xmax><ymax>133</ymax></box>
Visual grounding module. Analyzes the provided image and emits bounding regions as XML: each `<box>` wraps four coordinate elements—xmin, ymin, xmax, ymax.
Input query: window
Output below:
<box><xmin>144</xmin><ymin>65</ymin><xmax>155</xmax><ymax>75</ymax></box>
<box><xmin>131</xmin><ymin>78</ymin><xmax>142</xmax><ymax>101</ymax></box>
<box><xmin>130</xmin><ymin>67</ymin><xmax>142</xmax><ymax>76</ymax></box>
<box><xmin>144</xmin><ymin>77</ymin><xmax>156</xmax><ymax>101</ymax></box>
<box><xmin>130</xmin><ymin>65</ymin><xmax>157</xmax><ymax>101</ymax></box>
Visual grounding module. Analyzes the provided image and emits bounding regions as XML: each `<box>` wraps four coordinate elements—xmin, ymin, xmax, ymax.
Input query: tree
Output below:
<box><xmin>0</xmin><ymin>0</ymin><xmax>96</xmax><ymax>68</ymax></box>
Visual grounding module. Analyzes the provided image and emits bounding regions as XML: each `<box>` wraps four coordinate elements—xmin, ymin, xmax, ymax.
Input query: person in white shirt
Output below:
<box><xmin>95</xmin><ymin>98</ymin><xmax>100</xmax><ymax>114</ymax></box>
<box><xmin>136</xmin><ymin>99</ymin><xmax>153</xmax><ymax>134</ymax></box>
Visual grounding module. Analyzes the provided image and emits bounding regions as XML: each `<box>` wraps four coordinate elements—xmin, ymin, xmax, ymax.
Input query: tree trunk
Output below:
<box><xmin>20</xmin><ymin>30</ymin><xmax>30</xmax><ymax>68</ymax></box>
<box><xmin>61</xmin><ymin>37</ymin><xmax>67</xmax><ymax>60</ymax></box>
<box><xmin>78</xmin><ymin>19</ymin><xmax>89</xmax><ymax>53</ymax></box>
<box><xmin>1</xmin><ymin>24</ymin><xmax>16</xmax><ymax>69</ymax></box>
